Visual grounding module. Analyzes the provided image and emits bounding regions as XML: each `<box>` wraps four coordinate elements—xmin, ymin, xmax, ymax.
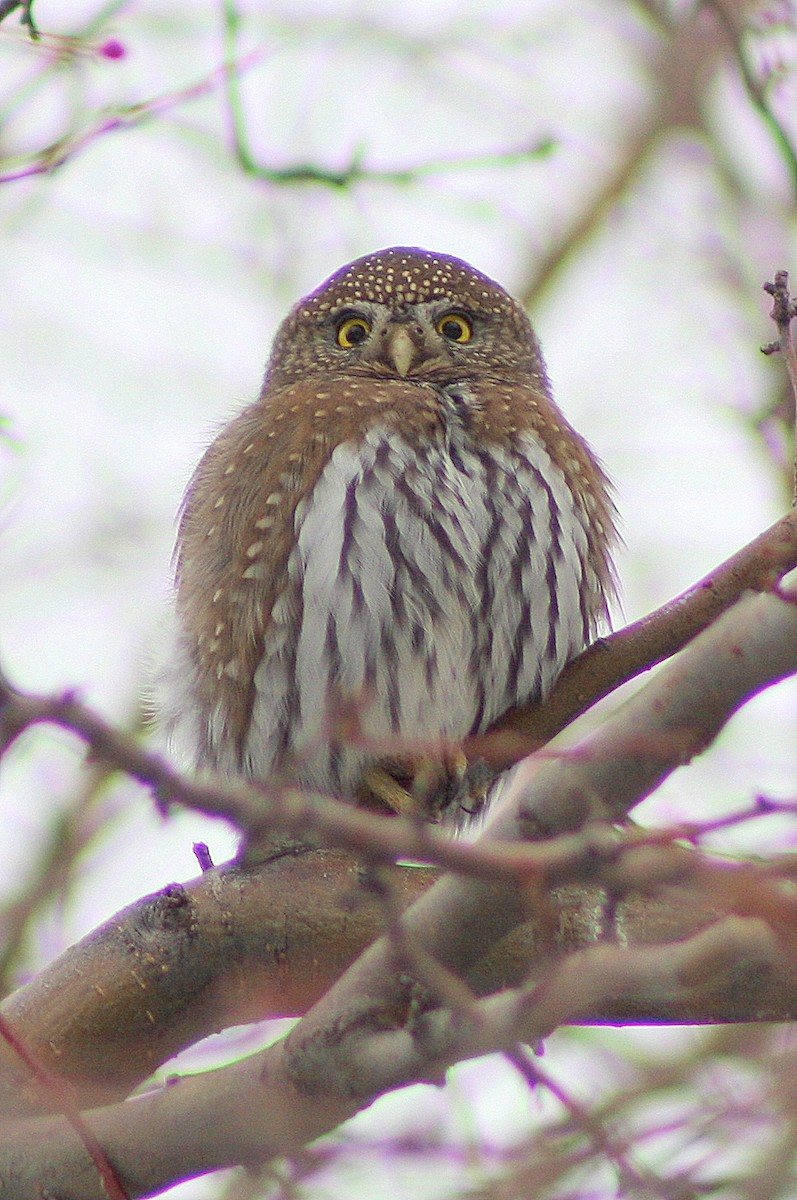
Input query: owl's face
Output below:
<box><xmin>263</xmin><ymin>246</ymin><xmax>550</xmax><ymax>394</ymax></box>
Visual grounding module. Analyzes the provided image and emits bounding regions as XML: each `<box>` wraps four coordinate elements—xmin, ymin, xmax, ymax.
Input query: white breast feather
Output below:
<box><xmin>244</xmin><ymin>426</ymin><xmax>590</xmax><ymax>796</ymax></box>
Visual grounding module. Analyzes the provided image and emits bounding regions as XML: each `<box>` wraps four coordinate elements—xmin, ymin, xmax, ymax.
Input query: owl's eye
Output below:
<box><xmin>436</xmin><ymin>312</ymin><xmax>473</xmax><ymax>343</ymax></box>
<box><xmin>336</xmin><ymin>315</ymin><xmax>372</xmax><ymax>348</ymax></box>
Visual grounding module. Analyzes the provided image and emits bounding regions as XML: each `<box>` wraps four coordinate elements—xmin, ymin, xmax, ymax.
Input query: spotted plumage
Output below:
<box><xmin>159</xmin><ymin>247</ymin><xmax>616</xmax><ymax>816</ymax></box>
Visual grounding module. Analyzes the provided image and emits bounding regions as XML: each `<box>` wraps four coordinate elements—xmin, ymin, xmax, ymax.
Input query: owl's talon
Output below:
<box><xmin>361</xmin><ymin>764</ymin><xmax>429</xmax><ymax>820</ymax></box>
<box><xmin>362</xmin><ymin>749</ymin><xmax>471</xmax><ymax>822</ymax></box>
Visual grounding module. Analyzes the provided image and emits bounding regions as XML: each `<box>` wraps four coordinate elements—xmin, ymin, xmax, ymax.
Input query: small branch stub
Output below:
<box><xmin>762</xmin><ymin>269</ymin><xmax>797</xmax><ymax>506</ymax></box>
<box><xmin>193</xmin><ymin>842</ymin><xmax>214</xmax><ymax>872</ymax></box>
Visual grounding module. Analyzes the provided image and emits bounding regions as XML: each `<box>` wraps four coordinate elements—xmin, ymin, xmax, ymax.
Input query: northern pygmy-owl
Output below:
<box><xmin>160</xmin><ymin>247</ymin><xmax>616</xmax><ymax>820</ymax></box>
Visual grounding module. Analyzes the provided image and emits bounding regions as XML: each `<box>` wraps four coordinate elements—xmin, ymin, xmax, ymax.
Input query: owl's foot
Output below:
<box><xmin>361</xmin><ymin>749</ymin><xmax>493</xmax><ymax>822</ymax></box>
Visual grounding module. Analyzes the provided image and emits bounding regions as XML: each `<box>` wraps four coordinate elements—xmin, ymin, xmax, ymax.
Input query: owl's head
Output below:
<box><xmin>263</xmin><ymin>247</ymin><xmax>550</xmax><ymax>394</ymax></box>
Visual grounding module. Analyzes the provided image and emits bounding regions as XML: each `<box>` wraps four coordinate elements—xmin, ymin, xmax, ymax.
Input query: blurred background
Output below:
<box><xmin>1</xmin><ymin>1</ymin><xmax>797</xmax><ymax>1197</ymax></box>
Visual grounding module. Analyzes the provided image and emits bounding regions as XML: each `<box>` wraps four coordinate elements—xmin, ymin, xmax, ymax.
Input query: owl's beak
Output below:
<box><xmin>384</xmin><ymin>326</ymin><xmax>418</xmax><ymax>377</ymax></box>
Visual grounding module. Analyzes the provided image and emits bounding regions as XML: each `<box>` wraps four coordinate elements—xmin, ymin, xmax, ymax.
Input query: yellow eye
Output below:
<box><xmin>336</xmin><ymin>316</ymin><xmax>372</xmax><ymax>348</ymax></box>
<box><xmin>436</xmin><ymin>312</ymin><xmax>473</xmax><ymax>343</ymax></box>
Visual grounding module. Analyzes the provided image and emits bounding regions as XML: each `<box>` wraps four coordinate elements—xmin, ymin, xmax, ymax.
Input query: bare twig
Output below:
<box><xmin>218</xmin><ymin>0</ymin><xmax>552</xmax><ymax>188</ymax></box>
<box><xmin>2</xmin><ymin>517</ymin><xmax>797</xmax><ymax>863</ymax></box>
<box><xmin>762</xmin><ymin>270</ymin><xmax>797</xmax><ymax>505</ymax></box>
<box><xmin>1</xmin><ymin>9</ymin><xmax>553</xmax><ymax>190</ymax></box>
<box><xmin>0</xmin><ymin>667</ymin><xmax>631</xmax><ymax>881</ymax></box>
<box><xmin>0</xmin><ymin>1013</ymin><xmax>128</xmax><ymax>1199</ymax></box>
<box><xmin>0</xmin><ymin>49</ymin><xmax>267</xmax><ymax>185</ymax></box>
<box><xmin>709</xmin><ymin>0</ymin><xmax>797</xmax><ymax>204</ymax></box>
<box><xmin>506</xmin><ymin>1047</ymin><xmax>679</xmax><ymax>1199</ymax></box>
<box><xmin>0</xmin><ymin>0</ymin><xmax>38</xmax><ymax>38</ymax></box>
<box><xmin>519</xmin><ymin>5</ymin><xmax>720</xmax><ymax>307</ymax></box>
<box><xmin>487</xmin><ymin>586</ymin><xmax>797</xmax><ymax>844</ymax></box>
<box><xmin>360</xmin><ymin>863</ymin><xmax>486</xmax><ymax>1040</ymax></box>
<box><xmin>0</xmin><ymin>703</ymin><xmax>140</xmax><ymax>990</ymax></box>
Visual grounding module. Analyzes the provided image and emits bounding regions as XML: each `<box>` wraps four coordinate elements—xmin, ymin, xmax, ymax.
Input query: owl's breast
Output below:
<box><xmin>167</xmin><ymin>372</ymin><xmax>612</xmax><ymax>794</ymax></box>
<box><xmin>243</xmin><ymin>419</ymin><xmax>595</xmax><ymax>794</ymax></box>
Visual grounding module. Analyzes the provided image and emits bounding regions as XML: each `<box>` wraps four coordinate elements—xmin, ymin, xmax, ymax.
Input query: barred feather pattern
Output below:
<box><xmin>238</xmin><ymin>421</ymin><xmax>596</xmax><ymax>797</ymax></box>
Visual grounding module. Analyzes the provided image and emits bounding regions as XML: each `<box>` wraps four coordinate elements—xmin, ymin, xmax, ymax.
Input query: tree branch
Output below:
<box><xmin>762</xmin><ymin>270</ymin><xmax>797</xmax><ymax>505</ymax></box>
<box><xmin>708</xmin><ymin>0</ymin><xmax>797</xmax><ymax>204</ymax></box>
<box><xmin>0</xmin><ymin>588</ymin><xmax>794</xmax><ymax>1136</ymax></box>
<box><xmin>0</xmin><ymin>915</ymin><xmax>782</xmax><ymax>1200</ymax></box>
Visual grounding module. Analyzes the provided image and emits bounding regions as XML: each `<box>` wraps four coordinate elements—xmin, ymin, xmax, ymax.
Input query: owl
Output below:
<box><xmin>159</xmin><ymin>247</ymin><xmax>616</xmax><ymax>820</ymax></box>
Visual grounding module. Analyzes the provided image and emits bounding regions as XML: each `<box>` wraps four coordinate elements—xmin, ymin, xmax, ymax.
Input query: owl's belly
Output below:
<box><xmin>245</xmin><ymin>426</ymin><xmax>591</xmax><ymax>796</ymax></box>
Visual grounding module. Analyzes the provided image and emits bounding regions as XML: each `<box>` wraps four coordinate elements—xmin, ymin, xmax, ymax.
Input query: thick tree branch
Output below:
<box><xmin>0</xmin><ymin>916</ymin><xmax>782</xmax><ymax>1200</ymax></box>
<box><xmin>0</xmin><ymin>587</ymin><xmax>795</xmax><ymax>1137</ymax></box>
<box><xmin>281</xmin><ymin>588</ymin><xmax>797</xmax><ymax>1095</ymax></box>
